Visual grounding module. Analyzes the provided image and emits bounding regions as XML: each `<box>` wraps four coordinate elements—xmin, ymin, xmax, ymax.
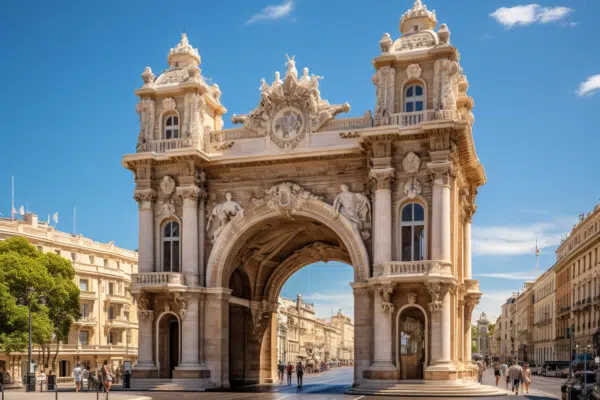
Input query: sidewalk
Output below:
<box><xmin>0</xmin><ymin>391</ymin><xmax>150</xmax><ymax>400</ymax></box>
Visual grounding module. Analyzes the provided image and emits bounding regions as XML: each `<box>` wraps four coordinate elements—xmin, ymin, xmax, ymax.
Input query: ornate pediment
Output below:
<box><xmin>232</xmin><ymin>55</ymin><xmax>350</xmax><ymax>150</ymax></box>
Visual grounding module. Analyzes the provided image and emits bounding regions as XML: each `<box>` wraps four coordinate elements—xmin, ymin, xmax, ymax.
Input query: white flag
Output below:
<box><xmin>53</xmin><ymin>212</ymin><xmax>59</xmax><ymax>224</ymax></box>
<box><xmin>12</xmin><ymin>207</ymin><xmax>17</xmax><ymax>216</ymax></box>
<box><xmin>19</xmin><ymin>205</ymin><xmax>25</xmax><ymax>215</ymax></box>
<box><xmin>47</xmin><ymin>214</ymin><xmax>50</xmax><ymax>224</ymax></box>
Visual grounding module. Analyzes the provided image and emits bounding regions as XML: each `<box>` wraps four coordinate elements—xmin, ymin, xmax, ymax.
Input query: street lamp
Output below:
<box><xmin>17</xmin><ymin>287</ymin><xmax>47</xmax><ymax>392</ymax></box>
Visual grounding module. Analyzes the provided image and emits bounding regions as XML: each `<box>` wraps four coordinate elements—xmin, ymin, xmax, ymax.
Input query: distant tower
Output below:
<box><xmin>477</xmin><ymin>312</ymin><xmax>490</xmax><ymax>356</ymax></box>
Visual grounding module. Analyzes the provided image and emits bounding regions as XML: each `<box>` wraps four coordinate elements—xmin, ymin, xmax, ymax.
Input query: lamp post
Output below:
<box><xmin>17</xmin><ymin>287</ymin><xmax>47</xmax><ymax>392</ymax></box>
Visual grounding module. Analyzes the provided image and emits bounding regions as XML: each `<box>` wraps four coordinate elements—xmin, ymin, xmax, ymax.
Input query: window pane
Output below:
<box><xmin>414</xmin><ymin>204</ymin><xmax>424</xmax><ymax>221</ymax></box>
<box><xmin>166</xmin><ymin>116</ymin><xmax>172</xmax><ymax>126</ymax></box>
<box><xmin>402</xmin><ymin>205</ymin><xmax>413</xmax><ymax>222</ymax></box>
<box><xmin>172</xmin><ymin>241</ymin><xmax>180</xmax><ymax>272</ymax></box>
<box><xmin>79</xmin><ymin>331</ymin><xmax>88</xmax><ymax>345</ymax></box>
<box><xmin>402</xmin><ymin>226</ymin><xmax>412</xmax><ymax>261</ymax></box>
<box><xmin>164</xmin><ymin>222</ymin><xmax>172</xmax><ymax>238</ymax></box>
<box><xmin>166</xmin><ymin>129</ymin><xmax>172</xmax><ymax>140</ymax></box>
<box><xmin>415</xmin><ymin>86</ymin><xmax>423</xmax><ymax>96</ymax></box>
<box><xmin>413</xmin><ymin>225</ymin><xmax>424</xmax><ymax>261</ymax></box>
<box><xmin>164</xmin><ymin>241</ymin><xmax>171</xmax><ymax>272</ymax></box>
<box><xmin>406</xmin><ymin>102</ymin><xmax>414</xmax><ymax>113</ymax></box>
<box><xmin>171</xmin><ymin>222</ymin><xmax>179</xmax><ymax>237</ymax></box>
<box><xmin>79</xmin><ymin>280</ymin><xmax>88</xmax><ymax>291</ymax></box>
<box><xmin>406</xmin><ymin>87</ymin><xmax>414</xmax><ymax>97</ymax></box>
<box><xmin>416</xmin><ymin>101</ymin><xmax>424</xmax><ymax>111</ymax></box>
<box><xmin>173</xmin><ymin>116</ymin><xmax>179</xmax><ymax>125</ymax></box>
<box><xmin>173</xmin><ymin>129</ymin><xmax>179</xmax><ymax>138</ymax></box>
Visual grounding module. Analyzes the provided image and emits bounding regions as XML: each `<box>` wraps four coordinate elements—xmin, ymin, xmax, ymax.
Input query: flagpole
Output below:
<box><xmin>536</xmin><ymin>238</ymin><xmax>539</xmax><ymax>274</ymax></box>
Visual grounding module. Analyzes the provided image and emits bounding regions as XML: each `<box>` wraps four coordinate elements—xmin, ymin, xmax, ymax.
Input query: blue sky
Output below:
<box><xmin>1</xmin><ymin>0</ymin><xmax>598</xmax><ymax>322</ymax></box>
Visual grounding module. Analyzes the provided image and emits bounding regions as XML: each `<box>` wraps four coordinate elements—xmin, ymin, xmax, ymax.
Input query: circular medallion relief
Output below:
<box><xmin>272</xmin><ymin>107</ymin><xmax>304</xmax><ymax>142</ymax></box>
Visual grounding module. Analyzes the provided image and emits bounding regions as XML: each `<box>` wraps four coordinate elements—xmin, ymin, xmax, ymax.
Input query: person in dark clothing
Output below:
<box><xmin>296</xmin><ymin>361</ymin><xmax>304</xmax><ymax>387</ymax></box>
<box><xmin>277</xmin><ymin>361</ymin><xmax>285</xmax><ymax>384</ymax></box>
<box><xmin>286</xmin><ymin>362</ymin><xmax>293</xmax><ymax>385</ymax></box>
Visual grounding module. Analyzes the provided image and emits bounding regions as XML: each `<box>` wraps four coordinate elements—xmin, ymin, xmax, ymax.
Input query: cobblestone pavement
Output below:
<box><xmin>3</xmin><ymin>367</ymin><xmax>565</xmax><ymax>399</ymax></box>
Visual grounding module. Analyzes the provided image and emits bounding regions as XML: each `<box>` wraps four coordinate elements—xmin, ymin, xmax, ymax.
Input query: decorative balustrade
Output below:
<box><xmin>149</xmin><ymin>138</ymin><xmax>189</xmax><ymax>153</ymax></box>
<box><xmin>376</xmin><ymin>260</ymin><xmax>453</xmax><ymax>279</ymax></box>
<box><xmin>318</xmin><ymin>116</ymin><xmax>373</xmax><ymax>132</ymax></box>
<box><xmin>107</xmin><ymin>316</ymin><xmax>130</xmax><ymax>328</ymax></box>
<box><xmin>210</xmin><ymin>127</ymin><xmax>263</xmax><ymax>143</ymax></box>
<box><xmin>104</xmin><ymin>294</ymin><xmax>129</xmax><ymax>304</ymax></box>
<box><xmin>74</xmin><ymin>316</ymin><xmax>96</xmax><ymax>326</ymax></box>
<box><xmin>131</xmin><ymin>272</ymin><xmax>185</xmax><ymax>291</ymax></box>
<box><xmin>79</xmin><ymin>290</ymin><xmax>96</xmax><ymax>299</ymax></box>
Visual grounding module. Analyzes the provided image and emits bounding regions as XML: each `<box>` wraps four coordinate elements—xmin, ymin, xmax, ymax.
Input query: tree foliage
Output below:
<box><xmin>0</xmin><ymin>237</ymin><xmax>80</xmax><ymax>370</ymax></box>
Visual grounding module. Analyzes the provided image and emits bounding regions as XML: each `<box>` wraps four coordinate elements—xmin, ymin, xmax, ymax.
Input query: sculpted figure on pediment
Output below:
<box><xmin>333</xmin><ymin>184</ymin><xmax>372</xmax><ymax>241</ymax></box>
<box><xmin>136</xmin><ymin>99</ymin><xmax>155</xmax><ymax>151</ymax></box>
<box><xmin>433</xmin><ymin>58</ymin><xmax>460</xmax><ymax>119</ymax></box>
<box><xmin>252</xmin><ymin>182</ymin><xmax>322</xmax><ymax>219</ymax></box>
<box><xmin>232</xmin><ymin>56</ymin><xmax>350</xmax><ymax>149</ymax></box>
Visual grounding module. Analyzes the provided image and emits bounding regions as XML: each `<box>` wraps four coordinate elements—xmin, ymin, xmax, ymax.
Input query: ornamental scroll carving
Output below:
<box><xmin>206</xmin><ymin>193</ymin><xmax>244</xmax><ymax>243</ymax></box>
<box><xmin>162</xmin><ymin>97</ymin><xmax>176</xmax><ymax>111</ymax></box>
<box><xmin>402</xmin><ymin>152</ymin><xmax>422</xmax><ymax>199</ymax></box>
<box><xmin>427</xmin><ymin>161</ymin><xmax>453</xmax><ymax>186</ymax></box>
<box><xmin>333</xmin><ymin>184</ymin><xmax>372</xmax><ymax>241</ymax></box>
<box><xmin>232</xmin><ymin>55</ymin><xmax>350</xmax><ymax>150</ymax></box>
<box><xmin>406</xmin><ymin>64</ymin><xmax>422</xmax><ymax>80</ymax></box>
<box><xmin>374</xmin><ymin>66</ymin><xmax>395</xmax><ymax>122</ymax></box>
<box><xmin>172</xmin><ymin>292</ymin><xmax>188</xmax><ymax>320</ymax></box>
<box><xmin>433</xmin><ymin>58</ymin><xmax>460</xmax><ymax>120</ymax></box>
<box><xmin>426</xmin><ymin>282</ymin><xmax>443</xmax><ymax>312</ymax></box>
<box><xmin>158</xmin><ymin>176</ymin><xmax>177</xmax><ymax>216</ymax></box>
<box><xmin>379</xmin><ymin>283</ymin><xmax>396</xmax><ymax>314</ymax></box>
<box><xmin>136</xmin><ymin>99</ymin><xmax>155</xmax><ymax>151</ymax></box>
<box><xmin>134</xmin><ymin>189</ymin><xmax>156</xmax><ymax>208</ymax></box>
<box><xmin>252</xmin><ymin>182</ymin><xmax>322</xmax><ymax>219</ymax></box>
<box><xmin>184</xmin><ymin>93</ymin><xmax>205</xmax><ymax>142</ymax></box>
<box><xmin>136</xmin><ymin>293</ymin><xmax>154</xmax><ymax>320</ymax></box>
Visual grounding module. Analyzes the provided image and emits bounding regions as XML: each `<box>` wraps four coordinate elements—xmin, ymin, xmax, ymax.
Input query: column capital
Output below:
<box><xmin>134</xmin><ymin>188</ymin><xmax>156</xmax><ymax>205</ymax></box>
<box><xmin>369</xmin><ymin>167</ymin><xmax>395</xmax><ymax>190</ymax></box>
<box><xmin>427</xmin><ymin>160</ymin><xmax>454</xmax><ymax>186</ymax></box>
<box><xmin>177</xmin><ymin>185</ymin><xmax>204</xmax><ymax>201</ymax></box>
<box><xmin>463</xmin><ymin>205</ymin><xmax>477</xmax><ymax>223</ymax></box>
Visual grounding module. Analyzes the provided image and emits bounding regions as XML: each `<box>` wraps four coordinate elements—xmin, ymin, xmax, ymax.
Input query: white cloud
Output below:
<box><xmin>476</xmin><ymin>271</ymin><xmax>538</xmax><ymax>280</ymax></box>
<box><xmin>246</xmin><ymin>0</ymin><xmax>294</xmax><ymax>25</ymax></box>
<box><xmin>490</xmin><ymin>4</ymin><xmax>574</xmax><ymax>28</ymax></box>
<box><xmin>303</xmin><ymin>291</ymin><xmax>354</xmax><ymax>321</ymax></box>
<box><xmin>473</xmin><ymin>290</ymin><xmax>517</xmax><ymax>323</ymax></box>
<box><xmin>472</xmin><ymin>216</ymin><xmax>576</xmax><ymax>256</ymax></box>
<box><xmin>577</xmin><ymin>74</ymin><xmax>600</xmax><ymax>97</ymax></box>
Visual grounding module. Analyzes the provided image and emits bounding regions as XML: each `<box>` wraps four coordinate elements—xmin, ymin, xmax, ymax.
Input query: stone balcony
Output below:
<box><xmin>104</xmin><ymin>294</ymin><xmax>129</xmax><ymax>304</ymax></box>
<box><xmin>80</xmin><ymin>290</ymin><xmax>97</xmax><ymax>300</ymax></box>
<box><xmin>130</xmin><ymin>272</ymin><xmax>186</xmax><ymax>292</ymax></box>
<box><xmin>74</xmin><ymin>316</ymin><xmax>97</xmax><ymax>327</ymax></box>
<box><xmin>106</xmin><ymin>316</ymin><xmax>131</xmax><ymax>329</ymax></box>
<box><xmin>373</xmin><ymin>260</ymin><xmax>456</xmax><ymax>284</ymax></box>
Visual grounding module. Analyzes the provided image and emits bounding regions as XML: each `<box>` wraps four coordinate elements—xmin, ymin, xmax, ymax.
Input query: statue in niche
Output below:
<box><xmin>135</xmin><ymin>99</ymin><xmax>155</xmax><ymax>150</ymax></box>
<box><xmin>206</xmin><ymin>193</ymin><xmax>244</xmax><ymax>242</ymax></box>
<box><xmin>333</xmin><ymin>184</ymin><xmax>372</xmax><ymax>240</ymax></box>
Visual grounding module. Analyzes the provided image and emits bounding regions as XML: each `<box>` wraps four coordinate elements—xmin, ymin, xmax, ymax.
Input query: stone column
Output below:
<box><xmin>464</xmin><ymin>298</ymin><xmax>476</xmax><ymax>365</ymax></box>
<box><xmin>428</xmin><ymin>160</ymin><xmax>452</xmax><ymax>263</ymax></box>
<box><xmin>351</xmin><ymin>283</ymin><xmax>373</xmax><ymax>386</ymax></box>
<box><xmin>204</xmin><ymin>287</ymin><xmax>232</xmax><ymax>388</ymax></box>
<box><xmin>134</xmin><ymin>189</ymin><xmax>156</xmax><ymax>273</ymax></box>
<box><xmin>367</xmin><ymin>283</ymin><xmax>398</xmax><ymax>379</ymax></box>
<box><xmin>198</xmin><ymin>195</ymin><xmax>206</xmax><ymax>286</ymax></box>
<box><xmin>464</xmin><ymin>212</ymin><xmax>473</xmax><ymax>280</ymax></box>
<box><xmin>133</xmin><ymin>308</ymin><xmax>157</xmax><ymax>377</ymax></box>
<box><xmin>369</xmin><ymin>168</ymin><xmax>395</xmax><ymax>266</ymax></box>
<box><xmin>177</xmin><ymin>186</ymin><xmax>201</xmax><ymax>287</ymax></box>
<box><xmin>175</xmin><ymin>294</ymin><xmax>205</xmax><ymax>376</ymax></box>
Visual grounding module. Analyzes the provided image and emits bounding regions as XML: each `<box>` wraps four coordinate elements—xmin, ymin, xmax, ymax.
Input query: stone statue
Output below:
<box><xmin>135</xmin><ymin>99</ymin><xmax>155</xmax><ymax>150</ymax></box>
<box><xmin>299</xmin><ymin>67</ymin><xmax>310</xmax><ymax>83</ymax></box>
<box><xmin>185</xmin><ymin>94</ymin><xmax>205</xmax><ymax>140</ymax></box>
<box><xmin>207</xmin><ymin>193</ymin><xmax>244</xmax><ymax>242</ymax></box>
<box><xmin>333</xmin><ymin>184</ymin><xmax>372</xmax><ymax>240</ymax></box>
<box><xmin>272</xmin><ymin>71</ymin><xmax>283</xmax><ymax>87</ymax></box>
<box><xmin>285</xmin><ymin>54</ymin><xmax>298</xmax><ymax>79</ymax></box>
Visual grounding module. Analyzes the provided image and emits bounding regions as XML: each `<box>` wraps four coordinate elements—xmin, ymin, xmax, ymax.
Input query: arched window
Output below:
<box><xmin>405</xmin><ymin>85</ymin><xmax>424</xmax><ymax>113</ymax></box>
<box><xmin>164</xmin><ymin>115</ymin><xmax>179</xmax><ymax>139</ymax></box>
<box><xmin>162</xmin><ymin>221</ymin><xmax>180</xmax><ymax>272</ymax></box>
<box><xmin>401</xmin><ymin>203</ymin><xmax>425</xmax><ymax>261</ymax></box>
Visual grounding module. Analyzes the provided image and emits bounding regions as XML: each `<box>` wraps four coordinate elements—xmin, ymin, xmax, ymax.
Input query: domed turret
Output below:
<box><xmin>400</xmin><ymin>0</ymin><xmax>437</xmax><ymax>35</ymax></box>
<box><xmin>168</xmin><ymin>33</ymin><xmax>201</xmax><ymax>68</ymax></box>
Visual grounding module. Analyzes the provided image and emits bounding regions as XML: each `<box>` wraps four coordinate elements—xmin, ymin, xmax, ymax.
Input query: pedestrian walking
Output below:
<box><xmin>500</xmin><ymin>362</ymin><xmax>508</xmax><ymax>389</ymax></box>
<box><xmin>277</xmin><ymin>361</ymin><xmax>285</xmax><ymax>384</ymax></box>
<box><xmin>73</xmin><ymin>363</ymin><xmax>82</xmax><ymax>392</ymax></box>
<box><xmin>296</xmin><ymin>361</ymin><xmax>304</xmax><ymax>388</ymax></box>
<box><xmin>508</xmin><ymin>361</ymin><xmax>523</xmax><ymax>395</ymax></box>
<box><xmin>81</xmin><ymin>366</ymin><xmax>90</xmax><ymax>392</ymax></box>
<box><xmin>286</xmin><ymin>362</ymin><xmax>293</xmax><ymax>385</ymax></box>
<box><xmin>476</xmin><ymin>359</ymin><xmax>485</xmax><ymax>384</ymax></box>
<box><xmin>523</xmin><ymin>363</ymin><xmax>531</xmax><ymax>394</ymax></box>
<box><xmin>101</xmin><ymin>361</ymin><xmax>113</xmax><ymax>392</ymax></box>
<box><xmin>493</xmin><ymin>361</ymin><xmax>500</xmax><ymax>386</ymax></box>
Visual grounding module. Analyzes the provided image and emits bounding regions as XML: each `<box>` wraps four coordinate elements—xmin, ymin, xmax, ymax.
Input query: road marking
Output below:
<box><xmin>353</xmin><ymin>396</ymin><xmax>365</xmax><ymax>400</ymax></box>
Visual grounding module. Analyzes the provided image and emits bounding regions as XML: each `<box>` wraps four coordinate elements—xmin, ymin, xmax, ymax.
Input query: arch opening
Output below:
<box><xmin>396</xmin><ymin>305</ymin><xmax>428</xmax><ymax>380</ymax></box>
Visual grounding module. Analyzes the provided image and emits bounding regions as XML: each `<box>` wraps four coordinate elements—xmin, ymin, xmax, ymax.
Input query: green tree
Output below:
<box><xmin>0</xmin><ymin>237</ymin><xmax>80</xmax><ymax>372</ymax></box>
<box><xmin>471</xmin><ymin>325</ymin><xmax>479</xmax><ymax>355</ymax></box>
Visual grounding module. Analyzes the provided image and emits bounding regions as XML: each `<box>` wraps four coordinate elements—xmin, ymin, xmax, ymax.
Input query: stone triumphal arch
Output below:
<box><xmin>124</xmin><ymin>1</ymin><xmax>497</xmax><ymax>394</ymax></box>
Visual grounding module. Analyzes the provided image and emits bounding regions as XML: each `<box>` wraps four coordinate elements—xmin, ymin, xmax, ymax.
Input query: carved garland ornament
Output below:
<box><xmin>379</xmin><ymin>283</ymin><xmax>396</xmax><ymax>315</ymax></box>
<box><xmin>158</xmin><ymin>175</ymin><xmax>177</xmax><ymax>216</ymax></box>
<box><xmin>426</xmin><ymin>282</ymin><xmax>443</xmax><ymax>312</ymax></box>
<box><xmin>252</xmin><ymin>182</ymin><xmax>323</xmax><ymax>219</ymax></box>
<box><xmin>402</xmin><ymin>152</ymin><xmax>422</xmax><ymax>199</ymax></box>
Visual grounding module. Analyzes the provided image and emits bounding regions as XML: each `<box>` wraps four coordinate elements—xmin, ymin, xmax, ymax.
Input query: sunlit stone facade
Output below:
<box><xmin>0</xmin><ymin>214</ymin><xmax>138</xmax><ymax>384</ymax></box>
<box><xmin>123</xmin><ymin>0</ymin><xmax>490</xmax><ymax>393</ymax></box>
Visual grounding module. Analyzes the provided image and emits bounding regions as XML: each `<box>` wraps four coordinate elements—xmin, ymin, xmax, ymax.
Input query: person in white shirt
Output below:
<box><xmin>73</xmin><ymin>363</ymin><xmax>82</xmax><ymax>392</ymax></box>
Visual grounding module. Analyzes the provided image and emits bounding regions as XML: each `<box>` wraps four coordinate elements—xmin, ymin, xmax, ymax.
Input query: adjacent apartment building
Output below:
<box><xmin>0</xmin><ymin>214</ymin><xmax>138</xmax><ymax>382</ymax></box>
<box><xmin>497</xmin><ymin>201</ymin><xmax>600</xmax><ymax>365</ymax></box>
<box><xmin>277</xmin><ymin>294</ymin><xmax>354</xmax><ymax>367</ymax></box>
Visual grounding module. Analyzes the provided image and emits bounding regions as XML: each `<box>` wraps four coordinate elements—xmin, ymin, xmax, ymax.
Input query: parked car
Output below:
<box><xmin>541</xmin><ymin>361</ymin><xmax>571</xmax><ymax>377</ymax></box>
